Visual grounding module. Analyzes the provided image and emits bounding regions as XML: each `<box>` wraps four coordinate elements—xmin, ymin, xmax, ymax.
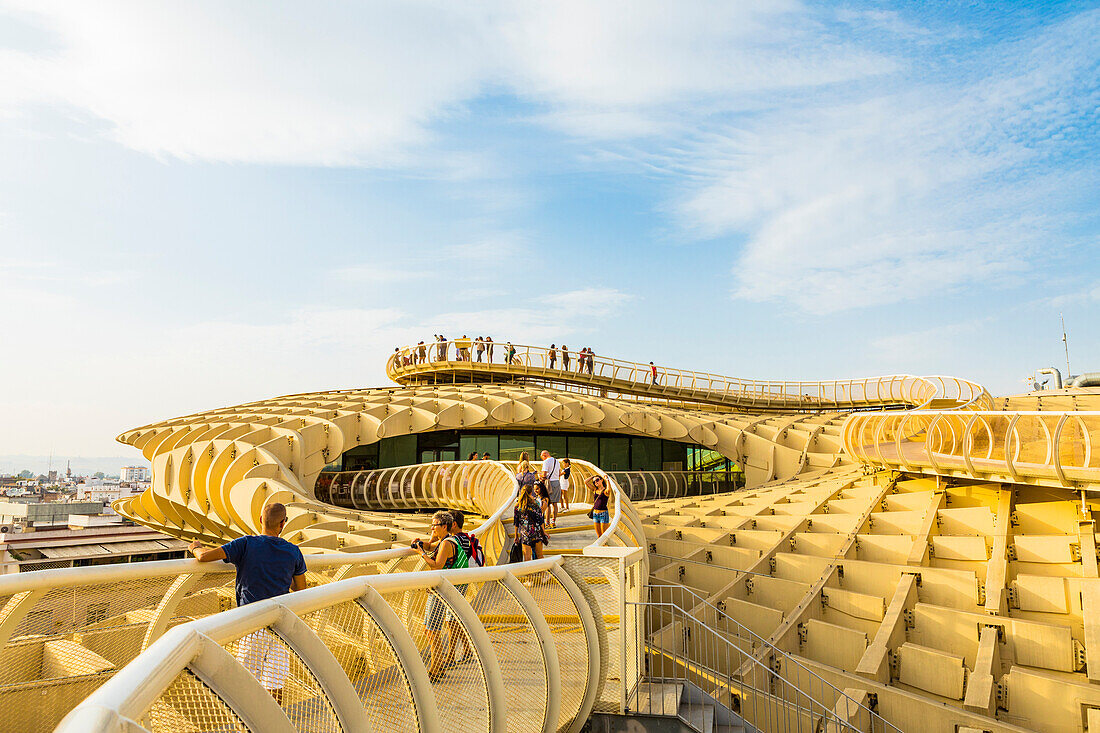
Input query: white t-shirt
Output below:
<box><xmin>542</xmin><ymin>456</ymin><xmax>561</xmax><ymax>481</ymax></box>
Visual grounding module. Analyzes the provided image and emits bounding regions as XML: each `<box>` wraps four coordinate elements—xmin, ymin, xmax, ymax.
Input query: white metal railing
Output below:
<box><xmin>608</xmin><ymin>470</ymin><xmax>744</xmax><ymax>501</ymax></box>
<box><xmin>55</xmin><ymin>557</ymin><xmax>612</xmax><ymax>733</ymax></box>
<box><xmin>41</xmin><ymin>458</ymin><xmax>647</xmax><ymax>733</ymax></box>
<box><xmin>386</xmin><ymin>339</ymin><xmax>992</xmax><ymax>411</ymax></box>
<box><xmin>635</xmin><ymin>581</ymin><xmax>902</xmax><ymax>732</ymax></box>
<box><xmin>842</xmin><ymin>410</ymin><xmax>1100</xmax><ymax>491</ymax></box>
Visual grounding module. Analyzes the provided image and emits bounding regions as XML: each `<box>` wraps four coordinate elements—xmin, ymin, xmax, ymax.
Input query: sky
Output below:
<box><xmin>1</xmin><ymin>1</ymin><xmax>1099</xmax><ymax>460</ymax></box>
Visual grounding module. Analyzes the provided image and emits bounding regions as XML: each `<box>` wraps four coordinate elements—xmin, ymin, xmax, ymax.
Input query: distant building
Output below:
<box><xmin>0</xmin><ymin>501</ymin><xmax>105</xmax><ymax>529</ymax></box>
<box><xmin>77</xmin><ymin>482</ymin><xmax>140</xmax><ymax>503</ymax></box>
<box><xmin>0</xmin><ymin>524</ymin><xmax>187</xmax><ymax>574</ymax></box>
<box><xmin>119</xmin><ymin>466</ymin><xmax>149</xmax><ymax>483</ymax></box>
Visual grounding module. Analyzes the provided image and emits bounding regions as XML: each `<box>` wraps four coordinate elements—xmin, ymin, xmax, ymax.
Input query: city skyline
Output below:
<box><xmin>1</xmin><ymin>2</ymin><xmax>1098</xmax><ymax>456</ymax></box>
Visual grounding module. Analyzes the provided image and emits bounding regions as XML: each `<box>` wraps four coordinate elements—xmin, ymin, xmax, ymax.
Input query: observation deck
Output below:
<box><xmin>389</xmin><ymin>340</ymin><xmax>992</xmax><ymax>413</ymax></box>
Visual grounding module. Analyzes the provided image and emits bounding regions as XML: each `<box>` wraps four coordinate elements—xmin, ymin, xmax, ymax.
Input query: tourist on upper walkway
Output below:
<box><xmin>586</xmin><ymin>475</ymin><xmax>611</xmax><ymax>538</ymax></box>
<box><xmin>418</xmin><ymin>341</ymin><xmax>427</xmax><ymax>364</ymax></box>
<box><xmin>392</xmin><ymin>347</ymin><xmax>402</xmax><ymax>371</ymax></box>
<box><xmin>482</xmin><ymin>452</ymin><xmax>491</xmax><ymax>460</ymax></box>
<box><xmin>411</xmin><ymin>510</ymin><xmax>469</xmax><ymax>680</ymax></box>
<box><xmin>506</xmin><ymin>342</ymin><xmax>516</xmax><ymax>365</ymax></box>
<box><xmin>586</xmin><ymin>347</ymin><xmax>595</xmax><ymax>374</ymax></box>
<box><xmin>540</xmin><ymin>449</ymin><xmax>562</xmax><ymax>528</ymax></box>
<box><xmin>650</xmin><ymin>361</ymin><xmax>658</xmax><ymax>385</ymax></box>
<box><xmin>561</xmin><ymin>345</ymin><xmax>570</xmax><ymax>371</ymax></box>
<box><xmin>457</xmin><ymin>335</ymin><xmax>472</xmax><ymax>361</ymax></box>
<box><xmin>485</xmin><ymin>336</ymin><xmax>494</xmax><ymax>362</ymax></box>
<box><xmin>513</xmin><ymin>484</ymin><xmax>546</xmax><ymax>561</ymax></box>
<box><xmin>436</xmin><ymin>334</ymin><xmax>448</xmax><ymax>361</ymax></box>
<box><xmin>475</xmin><ymin>337</ymin><xmax>485</xmax><ymax>362</ymax></box>
<box><xmin>188</xmin><ymin>503</ymin><xmax>307</xmax><ymax>702</ymax></box>
<box><xmin>549</xmin><ymin>344</ymin><xmax>557</xmax><ymax>369</ymax></box>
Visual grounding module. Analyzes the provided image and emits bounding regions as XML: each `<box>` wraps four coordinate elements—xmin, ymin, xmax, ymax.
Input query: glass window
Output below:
<box><xmin>379</xmin><ymin>435</ymin><xmax>417</xmax><ymax>468</ymax></box>
<box><xmin>662</xmin><ymin>440</ymin><xmax>686</xmax><ymax>470</ymax></box>
<box><xmin>568</xmin><ymin>435</ymin><xmax>599</xmax><ymax>465</ymax></box>
<box><xmin>459</xmin><ymin>435</ymin><xmax>480</xmax><ymax>460</ymax></box>
<box><xmin>341</xmin><ymin>443</ymin><xmax>379</xmax><ymax>471</ymax></box>
<box><xmin>631</xmin><ymin>437</ymin><xmax>662</xmax><ymax>470</ymax></box>
<box><xmin>474</xmin><ymin>435</ymin><xmax>499</xmax><ymax>460</ymax></box>
<box><xmin>698</xmin><ymin>449</ymin><xmax>727</xmax><ymax>472</ymax></box>
<box><xmin>536</xmin><ymin>434</ymin><xmax>568</xmax><ymax>460</ymax></box>
<box><xmin>599</xmin><ymin>436</ymin><xmax>629</xmax><ymax>471</ymax></box>
<box><xmin>417</xmin><ymin>430</ymin><xmax>459</xmax><ymax>450</ymax></box>
<box><xmin>499</xmin><ymin>433</ymin><xmax>536</xmax><ymax>462</ymax></box>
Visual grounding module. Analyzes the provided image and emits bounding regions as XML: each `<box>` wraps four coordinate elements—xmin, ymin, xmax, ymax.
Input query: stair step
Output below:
<box><xmin>679</xmin><ymin>702</ymin><xmax>715</xmax><ymax>733</ymax></box>
<box><xmin>715</xmin><ymin>726</ymin><xmax>745</xmax><ymax>733</ymax></box>
<box><xmin>631</xmin><ymin>681</ymin><xmax>683</xmax><ymax>715</ymax></box>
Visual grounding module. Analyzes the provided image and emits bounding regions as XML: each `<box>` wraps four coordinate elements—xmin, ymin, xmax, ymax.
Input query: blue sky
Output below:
<box><xmin>1</xmin><ymin>1</ymin><xmax>1099</xmax><ymax>457</ymax></box>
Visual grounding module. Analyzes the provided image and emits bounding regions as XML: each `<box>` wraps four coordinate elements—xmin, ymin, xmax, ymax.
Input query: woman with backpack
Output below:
<box><xmin>412</xmin><ymin>510</ymin><xmax>468</xmax><ymax>680</ymax></box>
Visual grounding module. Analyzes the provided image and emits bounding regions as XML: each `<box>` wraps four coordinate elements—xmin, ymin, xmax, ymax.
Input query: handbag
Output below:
<box><xmin>508</xmin><ymin>542</ymin><xmax>524</xmax><ymax>563</ymax></box>
<box><xmin>587</xmin><ymin>508</ymin><xmax>595</xmax><ymax>519</ymax></box>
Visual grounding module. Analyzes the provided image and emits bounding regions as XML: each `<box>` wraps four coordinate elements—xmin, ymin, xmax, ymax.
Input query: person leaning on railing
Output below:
<box><xmin>188</xmin><ymin>503</ymin><xmax>307</xmax><ymax>703</ymax></box>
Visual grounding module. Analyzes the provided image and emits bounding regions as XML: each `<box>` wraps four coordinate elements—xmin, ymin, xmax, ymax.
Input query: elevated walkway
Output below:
<box><xmin>6</xmin><ymin>460</ymin><xmax>649</xmax><ymax>732</ymax></box>
<box><xmin>843</xmin><ymin>410</ymin><xmax>1100</xmax><ymax>491</ymax></box>
<box><xmin>389</xmin><ymin>340</ymin><xmax>992</xmax><ymax>413</ymax></box>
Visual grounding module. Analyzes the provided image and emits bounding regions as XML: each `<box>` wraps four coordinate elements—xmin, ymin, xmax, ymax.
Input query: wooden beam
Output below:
<box><xmin>1080</xmin><ymin>520</ymin><xmax>1098</xmax><ymax>578</ymax></box>
<box><xmin>1081</xmin><ymin>579</ymin><xmax>1100</xmax><ymax>683</ymax></box>
<box><xmin>984</xmin><ymin>485</ymin><xmax>1014</xmax><ymax>615</ymax></box>
<box><xmin>907</xmin><ymin>492</ymin><xmax>945</xmax><ymax>566</ymax></box>
<box><xmin>856</xmin><ymin>573</ymin><xmax>918</xmax><ymax>683</ymax></box>
<box><xmin>963</xmin><ymin>626</ymin><xmax>1001</xmax><ymax>715</ymax></box>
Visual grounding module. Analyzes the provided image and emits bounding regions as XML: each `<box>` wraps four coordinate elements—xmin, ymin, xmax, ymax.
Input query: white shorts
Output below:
<box><xmin>236</xmin><ymin>629</ymin><xmax>291</xmax><ymax>690</ymax></box>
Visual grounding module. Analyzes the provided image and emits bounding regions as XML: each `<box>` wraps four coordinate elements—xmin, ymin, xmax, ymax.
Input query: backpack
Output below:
<box><xmin>458</xmin><ymin>532</ymin><xmax>485</xmax><ymax>567</ymax></box>
<box><xmin>445</xmin><ymin>535</ymin><xmax>469</xmax><ymax>570</ymax></box>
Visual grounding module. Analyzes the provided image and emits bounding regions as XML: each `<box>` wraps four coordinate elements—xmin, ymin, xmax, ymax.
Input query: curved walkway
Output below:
<box><xmin>20</xmin><ymin>460</ymin><xmax>647</xmax><ymax>733</ymax></box>
<box><xmin>389</xmin><ymin>339</ymin><xmax>992</xmax><ymax>412</ymax></box>
<box><xmin>843</xmin><ymin>409</ymin><xmax>1100</xmax><ymax>491</ymax></box>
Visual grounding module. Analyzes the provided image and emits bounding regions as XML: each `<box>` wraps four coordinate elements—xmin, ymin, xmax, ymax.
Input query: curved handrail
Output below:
<box><xmin>842</xmin><ymin>410</ymin><xmax>1100</xmax><ymax>490</ymax></box>
<box><xmin>386</xmin><ymin>339</ymin><xmax>989</xmax><ymax>411</ymax></box>
<box><xmin>21</xmin><ymin>457</ymin><xmax>646</xmax><ymax>733</ymax></box>
<box><xmin>55</xmin><ymin>558</ymin><xmax>576</xmax><ymax>733</ymax></box>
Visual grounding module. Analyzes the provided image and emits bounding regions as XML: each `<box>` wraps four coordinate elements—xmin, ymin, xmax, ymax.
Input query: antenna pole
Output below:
<box><xmin>1062</xmin><ymin>313</ymin><xmax>1071</xmax><ymax>380</ymax></box>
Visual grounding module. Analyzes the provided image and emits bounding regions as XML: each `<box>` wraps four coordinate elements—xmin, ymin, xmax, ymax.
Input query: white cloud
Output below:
<box><xmin>0</xmin><ymin>1</ymin><xmax>894</xmax><ymax>163</ymax></box>
<box><xmin>667</xmin><ymin>10</ymin><xmax>1100</xmax><ymax>312</ymax></box>
<box><xmin>334</xmin><ymin>265</ymin><xmax>427</xmax><ymax>285</ymax></box>
<box><xmin>0</xmin><ymin>1</ymin><xmax>500</xmax><ymax>166</ymax></box>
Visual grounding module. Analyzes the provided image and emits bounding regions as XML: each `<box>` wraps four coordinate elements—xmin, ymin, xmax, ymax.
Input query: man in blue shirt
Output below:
<box><xmin>189</xmin><ymin>502</ymin><xmax>307</xmax><ymax>701</ymax></box>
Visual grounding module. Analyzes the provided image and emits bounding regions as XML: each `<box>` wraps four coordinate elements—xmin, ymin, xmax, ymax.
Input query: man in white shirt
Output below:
<box><xmin>540</xmin><ymin>449</ymin><xmax>562</xmax><ymax>528</ymax></box>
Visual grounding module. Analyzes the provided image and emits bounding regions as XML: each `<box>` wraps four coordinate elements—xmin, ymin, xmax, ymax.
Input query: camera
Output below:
<box><xmin>412</xmin><ymin>539</ymin><xmax>423</xmax><ymax>549</ymax></box>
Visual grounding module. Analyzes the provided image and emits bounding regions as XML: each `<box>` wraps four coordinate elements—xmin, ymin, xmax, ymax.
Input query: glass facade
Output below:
<box><xmin>326</xmin><ymin>429</ymin><xmax>742</xmax><ymax>478</ymax></box>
